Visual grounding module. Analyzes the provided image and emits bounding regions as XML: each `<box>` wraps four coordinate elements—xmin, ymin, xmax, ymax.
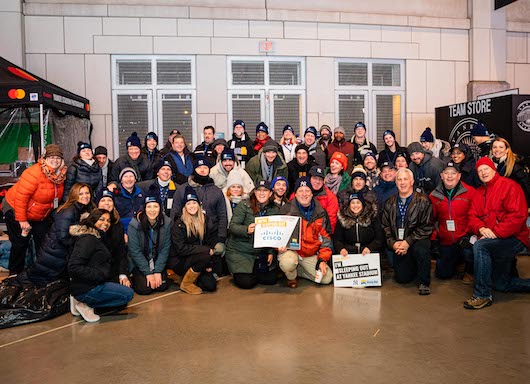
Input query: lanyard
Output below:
<box><xmin>386</xmin><ymin>150</ymin><xmax>397</xmax><ymax>164</ymax></box>
<box><xmin>398</xmin><ymin>195</ymin><xmax>413</xmax><ymax>228</ymax></box>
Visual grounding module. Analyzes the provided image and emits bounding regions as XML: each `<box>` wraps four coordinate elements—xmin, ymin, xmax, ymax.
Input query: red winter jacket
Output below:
<box><xmin>5</xmin><ymin>161</ymin><xmax>65</xmax><ymax>222</ymax></box>
<box><xmin>429</xmin><ymin>182</ymin><xmax>475</xmax><ymax>245</ymax></box>
<box><xmin>289</xmin><ymin>186</ymin><xmax>339</xmax><ymax>233</ymax></box>
<box><xmin>468</xmin><ymin>174</ymin><xmax>529</xmax><ymax>247</ymax></box>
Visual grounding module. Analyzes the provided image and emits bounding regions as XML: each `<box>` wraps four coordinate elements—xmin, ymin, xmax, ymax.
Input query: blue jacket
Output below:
<box><xmin>114</xmin><ymin>185</ymin><xmax>144</xmax><ymax>233</ymax></box>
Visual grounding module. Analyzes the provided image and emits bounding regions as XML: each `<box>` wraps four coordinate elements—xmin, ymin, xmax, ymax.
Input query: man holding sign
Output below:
<box><xmin>278</xmin><ymin>177</ymin><xmax>333</xmax><ymax>288</ymax></box>
<box><xmin>382</xmin><ymin>168</ymin><xmax>433</xmax><ymax>295</ymax></box>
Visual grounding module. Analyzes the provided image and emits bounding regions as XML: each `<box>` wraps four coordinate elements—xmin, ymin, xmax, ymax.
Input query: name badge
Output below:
<box><xmin>149</xmin><ymin>259</ymin><xmax>155</xmax><ymax>271</ymax></box>
<box><xmin>398</xmin><ymin>228</ymin><xmax>405</xmax><ymax>240</ymax></box>
<box><xmin>166</xmin><ymin>198</ymin><xmax>173</xmax><ymax>209</ymax></box>
<box><xmin>53</xmin><ymin>198</ymin><xmax>59</xmax><ymax>208</ymax></box>
<box><xmin>446</xmin><ymin>220</ymin><xmax>456</xmax><ymax>232</ymax></box>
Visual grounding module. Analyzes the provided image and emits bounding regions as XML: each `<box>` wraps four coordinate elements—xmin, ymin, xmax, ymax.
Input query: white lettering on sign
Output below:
<box><xmin>449</xmin><ymin>99</ymin><xmax>491</xmax><ymax>117</ymax></box>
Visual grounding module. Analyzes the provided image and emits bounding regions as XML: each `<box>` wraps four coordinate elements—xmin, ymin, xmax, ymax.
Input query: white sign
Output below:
<box><xmin>253</xmin><ymin>215</ymin><xmax>300</xmax><ymax>249</ymax></box>
<box><xmin>332</xmin><ymin>253</ymin><xmax>381</xmax><ymax>288</ymax></box>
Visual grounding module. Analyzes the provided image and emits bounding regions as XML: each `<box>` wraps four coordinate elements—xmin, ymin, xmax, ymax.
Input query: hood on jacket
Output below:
<box><xmin>69</xmin><ymin>224</ymin><xmax>101</xmax><ymax>238</ymax></box>
<box><xmin>338</xmin><ymin>198</ymin><xmax>378</xmax><ymax>228</ymax></box>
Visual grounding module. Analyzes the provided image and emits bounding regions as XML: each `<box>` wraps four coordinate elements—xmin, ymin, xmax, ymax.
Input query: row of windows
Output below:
<box><xmin>112</xmin><ymin>56</ymin><xmax>404</xmax><ymax>156</ymax></box>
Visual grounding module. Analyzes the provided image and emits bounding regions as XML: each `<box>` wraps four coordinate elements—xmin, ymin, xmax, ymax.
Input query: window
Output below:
<box><xmin>336</xmin><ymin>59</ymin><xmax>404</xmax><ymax>146</ymax></box>
<box><xmin>112</xmin><ymin>56</ymin><xmax>196</xmax><ymax>156</ymax></box>
<box><xmin>228</xmin><ymin>57</ymin><xmax>305</xmax><ymax>140</ymax></box>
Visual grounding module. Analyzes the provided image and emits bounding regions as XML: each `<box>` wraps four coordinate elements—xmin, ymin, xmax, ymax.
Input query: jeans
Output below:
<box><xmin>436</xmin><ymin>244</ymin><xmax>474</xmax><ymax>279</ymax></box>
<box><xmin>391</xmin><ymin>238</ymin><xmax>431</xmax><ymax>286</ymax></box>
<box><xmin>473</xmin><ymin>237</ymin><xmax>530</xmax><ymax>299</ymax></box>
<box><xmin>76</xmin><ymin>282</ymin><xmax>134</xmax><ymax>308</ymax></box>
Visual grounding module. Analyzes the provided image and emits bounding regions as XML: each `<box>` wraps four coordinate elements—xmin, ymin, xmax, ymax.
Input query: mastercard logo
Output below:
<box><xmin>8</xmin><ymin>89</ymin><xmax>26</xmax><ymax>99</ymax></box>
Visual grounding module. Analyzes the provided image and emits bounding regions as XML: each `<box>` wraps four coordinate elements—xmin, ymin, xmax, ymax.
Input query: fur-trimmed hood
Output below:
<box><xmin>337</xmin><ymin>199</ymin><xmax>377</xmax><ymax>228</ymax></box>
<box><xmin>69</xmin><ymin>224</ymin><xmax>101</xmax><ymax>238</ymax></box>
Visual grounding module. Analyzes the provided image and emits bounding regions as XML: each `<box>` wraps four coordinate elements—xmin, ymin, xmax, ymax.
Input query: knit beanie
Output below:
<box><xmin>420</xmin><ymin>127</ymin><xmax>434</xmax><ymax>143</ymax></box>
<box><xmin>320</xmin><ymin>125</ymin><xmax>331</xmax><ymax>135</ymax></box>
<box><xmin>363</xmin><ymin>152</ymin><xmax>377</xmax><ymax>162</ymax></box>
<box><xmin>256</xmin><ymin>122</ymin><xmax>269</xmax><ymax>134</ymax></box>
<box><xmin>262</xmin><ymin>140</ymin><xmax>278</xmax><ymax>153</ymax></box>
<box><xmin>77</xmin><ymin>141</ymin><xmax>92</xmax><ymax>155</ymax></box>
<box><xmin>221</xmin><ymin>148</ymin><xmax>236</xmax><ymax>162</ymax></box>
<box><xmin>294</xmin><ymin>176</ymin><xmax>313</xmax><ymax>193</ymax></box>
<box><xmin>354</xmin><ymin>122</ymin><xmax>366</xmax><ymax>131</ymax></box>
<box><xmin>475</xmin><ymin>156</ymin><xmax>496</xmax><ymax>172</ymax></box>
<box><xmin>97</xmin><ymin>188</ymin><xmax>115</xmax><ymax>203</ymax></box>
<box><xmin>94</xmin><ymin>146</ymin><xmax>107</xmax><ymax>156</ymax></box>
<box><xmin>295</xmin><ymin>143</ymin><xmax>310</xmax><ymax>155</ymax></box>
<box><xmin>145</xmin><ymin>132</ymin><xmax>159</xmax><ymax>146</ymax></box>
<box><xmin>471</xmin><ymin>122</ymin><xmax>490</xmax><ymax>137</ymax></box>
<box><xmin>156</xmin><ymin>159</ymin><xmax>173</xmax><ymax>173</ymax></box>
<box><xmin>330</xmin><ymin>151</ymin><xmax>348</xmax><ymax>171</ymax></box>
<box><xmin>43</xmin><ymin>144</ymin><xmax>64</xmax><ymax>159</ymax></box>
<box><xmin>283</xmin><ymin>125</ymin><xmax>294</xmax><ymax>134</ymax></box>
<box><xmin>304</xmin><ymin>126</ymin><xmax>318</xmax><ymax>137</ymax></box>
<box><xmin>407</xmin><ymin>142</ymin><xmax>425</xmax><ymax>155</ymax></box>
<box><xmin>225</xmin><ymin>170</ymin><xmax>245</xmax><ymax>190</ymax></box>
<box><xmin>271</xmin><ymin>175</ymin><xmax>289</xmax><ymax>191</ymax></box>
<box><xmin>144</xmin><ymin>185</ymin><xmax>162</xmax><ymax>208</ymax></box>
<box><xmin>193</xmin><ymin>156</ymin><xmax>211</xmax><ymax>169</ymax></box>
<box><xmin>126</xmin><ymin>132</ymin><xmax>141</xmax><ymax>149</ymax></box>
<box><xmin>119</xmin><ymin>167</ymin><xmax>138</xmax><ymax>181</ymax></box>
<box><xmin>334</xmin><ymin>126</ymin><xmax>345</xmax><ymax>134</ymax></box>
<box><xmin>182</xmin><ymin>186</ymin><xmax>199</xmax><ymax>205</ymax></box>
<box><xmin>233</xmin><ymin>119</ymin><xmax>246</xmax><ymax>129</ymax></box>
<box><xmin>351</xmin><ymin>165</ymin><xmax>367</xmax><ymax>180</ymax></box>
<box><xmin>348</xmin><ymin>192</ymin><xmax>365</xmax><ymax>204</ymax></box>
<box><xmin>383</xmin><ymin>130</ymin><xmax>396</xmax><ymax>140</ymax></box>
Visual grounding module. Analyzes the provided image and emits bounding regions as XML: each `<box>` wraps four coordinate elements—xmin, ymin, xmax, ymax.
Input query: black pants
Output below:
<box><xmin>393</xmin><ymin>238</ymin><xmax>431</xmax><ymax>286</ymax></box>
<box><xmin>233</xmin><ymin>260</ymin><xmax>278</xmax><ymax>290</ymax></box>
<box><xmin>4</xmin><ymin>209</ymin><xmax>50</xmax><ymax>274</ymax></box>
<box><xmin>436</xmin><ymin>244</ymin><xmax>474</xmax><ymax>279</ymax></box>
<box><xmin>131</xmin><ymin>268</ymin><xmax>168</xmax><ymax>295</ymax></box>
<box><xmin>169</xmin><ymin>252</ymin><xmax>217</xmax><ymax>292</ymax></box>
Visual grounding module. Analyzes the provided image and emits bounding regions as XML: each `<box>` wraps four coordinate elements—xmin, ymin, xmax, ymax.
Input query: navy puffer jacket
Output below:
<box><xmin>27</xmin><ymin>202</ymin><xmax>93</xmax><ymax>285</ymax></box>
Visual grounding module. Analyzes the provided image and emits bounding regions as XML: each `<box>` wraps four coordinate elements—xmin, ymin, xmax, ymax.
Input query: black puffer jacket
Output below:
<box><xmin>68</xmin><ymin>224</ymin><xmax>112</xmax><ymax>296</ymax></box>
<box><xmin>109</xmin><ymin>154</ymin><xmax>153</xmax><ymax>183</ymax></box>
<box><xmin>63</xmin><ymin>158</ymin><xmax>103</xmax><ymax>200</ymax></box>
<box><xmin>27</xmin><ymin>202</ymin><xmax>93</xmax><ymax>285</ymax></box>
<box><xmin>334</xmin><ymin>199</ymin><xmax>384</xmax><ymax>255</ymax></box>
<box><xmin>287</xmin><ymin>158</ymin><xmax>316</xmax><ymax>195</ymax></box>
<box><xmin>382</xmin><ymin>192</ymin><xmax>433</xmax><ymax>250</ymax></box>
<box><xmin>104</xmin><ymin>218</ymin><xmax>128</xmax><ymax>281</ymax></box>
<box><xmin>141</xmin><ymin>147</ymin><xmax>161</xmax><ymax>176</ymax></box>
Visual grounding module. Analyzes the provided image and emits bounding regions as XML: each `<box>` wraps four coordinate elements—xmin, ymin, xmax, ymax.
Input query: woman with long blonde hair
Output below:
<box><xmin>490</xmin><ymin>137</ymin><xmax>530</xmax><ymax>206</ymax></box>
<box><xmin>167</xmin><ymin>186</ymin><xmax>219</xmax><ymax>294</ymax></box>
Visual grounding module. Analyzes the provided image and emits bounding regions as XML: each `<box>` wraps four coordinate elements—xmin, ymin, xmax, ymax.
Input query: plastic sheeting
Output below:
<box><xmin>50</xmin><ymin>112</ymin><xmax>91</xmax><ymax>165</ymax></box>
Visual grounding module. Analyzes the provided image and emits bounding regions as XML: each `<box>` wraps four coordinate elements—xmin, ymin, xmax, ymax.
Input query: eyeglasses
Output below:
<box><xmin>46</xmin><ymin>156</ymin><xmax>62</xmax><ymax>161</ymax></box>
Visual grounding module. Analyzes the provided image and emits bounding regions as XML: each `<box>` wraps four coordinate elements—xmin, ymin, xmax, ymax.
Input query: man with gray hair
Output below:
<box><xmin>382</xmin><ymin>168</ymin><xmax>434</xmax><ymax>295</ymax></box>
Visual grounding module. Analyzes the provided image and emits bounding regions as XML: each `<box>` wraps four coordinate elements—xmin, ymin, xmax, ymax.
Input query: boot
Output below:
<box><xmin>180</xmin><ymin>268</ymin><xmax>203</xmax><ymax>295</ymax></box>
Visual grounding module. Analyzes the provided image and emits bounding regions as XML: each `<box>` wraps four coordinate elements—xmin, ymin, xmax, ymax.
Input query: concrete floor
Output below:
<box><xmin>1</xmin><ymin>270</ymin><xmax>529</xmax><ymax>384</ymax></box>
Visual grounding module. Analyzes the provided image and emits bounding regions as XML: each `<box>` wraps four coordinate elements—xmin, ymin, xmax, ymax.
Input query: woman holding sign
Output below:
<box><xmin>225</xmin><ymin>180</ymin><xmax>280</xmax><ymax>289</ymax></box>
<box><xmin>334</xmin><ymin>192</ymin><xmax>384</xmax><ymax>259</ymax></box>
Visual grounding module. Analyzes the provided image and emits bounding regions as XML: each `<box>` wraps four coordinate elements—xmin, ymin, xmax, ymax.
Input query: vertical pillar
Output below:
<box><xmin>0</xmin><ymin>0</ymin><xmax>24</xmax><ymax>66</ymax></box>
<box><xmin>467</xmin><ymin>0</ymin><xmax>510</xmax><ymax>100</ymax></box>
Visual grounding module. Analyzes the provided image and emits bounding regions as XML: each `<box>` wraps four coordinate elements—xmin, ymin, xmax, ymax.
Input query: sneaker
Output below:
<box><xmin>75</xmin><ymin>302</ymin><xmax>101</xmax><ymax>323</ymax></box>
<box><xmin>418</xmin><ymin>284</ymin><xmax>431</xmax><ymax>295</ymax></box>
<box><xmin>462</xmin><ymin>273</ymin><xmax>474</xmax><ymax>285</ymax></box>
<box><xmin>464</xmin><ymin>296</ymin><xmax>492</xmax><ymax>310</ymax></box>
<box><xmin>70</xmin><ymin>295</ymin><xmax>80</xmax><ymax>316</ymax></box>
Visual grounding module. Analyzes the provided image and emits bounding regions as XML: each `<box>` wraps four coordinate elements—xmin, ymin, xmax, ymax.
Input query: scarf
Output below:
<box><xmin>192</xmin><ymin>171</ymin><xmax>211</xmax><ymax>185</ymax></box>
<box><xmin>254</xmin><ymin>137</ymin><xmax>269</xmax><ymax>152</ymax></box>
<box><xmin>324</xmin><ymin>173</ymin><xmax>342</xmax><ymax>194</ymax></box>
<box><xmin>260</xmin><ymin>153</ymin><xmax>275</xmax><ymax>181</ymax></box>
<box><xmin>171</xmin><ymin>152</ymin><xmax>193</xmax><ymax>177</ymax></box>
<box><xmin>40</xmin><ymin>158</ymin><xmax>67</xmax><ymax>184</ymax></box>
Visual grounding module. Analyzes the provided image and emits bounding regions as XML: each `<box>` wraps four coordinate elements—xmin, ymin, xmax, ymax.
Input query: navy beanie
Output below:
<box><xmin>283</xmin><ymin>125</ymin><xmax>294</xmax><ymax>134</ymax></box>
<box><xmin>144</xmin><ymin>185</ymin><xmax>162</xmax><ymax>208</ymax></box>
<box><xmin>156</xmin><ymin>159</ymin><xmax>173</xmax><ymax>173</ymax></box>
<box><xmin>77</xmin><ymin>141</ymin><xmax>92</xmax><ymax>155</ymax></box>
<box><xmin>233</xmin><ymin>119</ymin><xmax>246</xmax><ymax>129</ymax></box>
<box><xmin>294</xmin><ymin>176</ymin><xmax>313</xmax><ymax>193</ymax></box>
<box><xmin>383</xmin><ymin>130</ymin><xmax>396</xmax><ymax>140</ymax></box>
<box><xmin>193</xmin><ymin>155</ymin><xmax>211</xmax><ymax>169</ymax></box>
<box><xmin>470</xmin><ymin>122</ymin><xmax>490</xmax><ymax>137</ymax></box>
<box><xmin>97</xmin><ymin>188</ymin><xmax>115</xmax><ymax>203</ymax></box>
<box><xmin>145</xmin><ymin>132</ymin><xmax>159</xmax><ymax>146</ymax></box>
<box><xmin>182</xmin><ymin>186</ymin><xmax>200</xmax><ymax>205</ymax></box>
<box><xmin>256</xmin><ymin>122</ymin><xmax>269</xmax><ymax>134</ymax></box>
<box><xmin>304</xmin><ymin>126</ymin><xmax>318</xmax><ymax>137</ymax></box>
<box><xmin>126</xmin><ymin>132</ymin><xmax>141</xmax><ymax>149</ymax></box>
<box><xmin>221</xmin><ymin>148</ymin><xmax>236</xmax><ymax>161</ymax></box>
<box><xmin>420</xmin><ymin>127</ymin><xmax>434</xmax><ymax>143</ymax></box>
<box><xmin>348</xmin><ymin>192</ymin><xmax>365</xmax><ymax>205</ymax></box>
<box><xmin>354</xmin><ymin>122</ymin><xmax>366</xmax><ymax>131</ymax></box>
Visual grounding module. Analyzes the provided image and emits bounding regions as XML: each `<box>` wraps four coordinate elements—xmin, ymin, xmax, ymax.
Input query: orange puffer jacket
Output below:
<box><xmin>5</xmin><ymin>161</ymin><xmax>65</xmax><ymax>222</ymax></box>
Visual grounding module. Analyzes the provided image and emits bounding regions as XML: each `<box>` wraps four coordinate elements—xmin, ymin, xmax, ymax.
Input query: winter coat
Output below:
<box><xmin>210</xmin><ymin>162</ymin><xmax>255</xmax><ymax>192</ymax></box>
<box><xmin>193</xmin><ymin>141</ymin><xmax>214</xmax><ymax>159</ymax></box>
<box><xmin>334</xmin><ymin>200</ymin><xmax>384</xmax><ymax>255</ymax></box>
<box><xmin>365</xmin><ymin>169</ymin><xmax>380</xmax><ymax>190</ymax></box>
<box><xmin>382</xmin><ymin>192</ymin><xmax>433</xmax><ymax>250</ymax></box>
<box><xmin>226</xmin><ymin>200</ymin><xmax>279</xmax><ymax>274</ymax></box>
<box><xmin>245</xmin><ymin>149</ymin><xmax>288</xmax><ymax>186</ymax></box>
<box><xmin>352</xmin><ymin>138</ymin><xmax>378</xmax><ymax>167</ymax></box>
<box><xmin>141</xmin><ymin>147</ymin><xmax>161</xmax><ymax>175</ymax></box>
<box><xmin>431</xmin><ymin>139</ymin><xmax>451</xmax><ymax>162</ymax></box>
<box><xmin>114</xmin><ymin>185</ymin><xmax>144</xmax><ymax>232</ymax></box>
<box><xmin>100</xmin><ymin>158</ymin><xmax>114</xmax><ymax>187</ymax></box>
<box><xmin>63</xmin><ymin>158</ymin><xmax>103</xmax><ymax>201</ymax></box>
<box><xmin>429</xmin><ymin>181</ymin><xmax>475</xmax><ymax>246</ymax></box>
<box><xmin>137</xmin><ymin>178</ymin><xmax>177</xmax><ymax>218</ymax></box>
<box><xmin>373</xmin><ymin>180</ymin><xmax>397</xmax><ymax>214</ymax></box>
<box><xmin>27</xmin><ymin>202</ymin><xmax>92</xmax><ymax>286</ymax></box>
<box><xmin>227</xmin><ymin>132</ymin><xmax>256</xmax><ymax>168</ymax></box>
<box><xmin>109</xmin><ymin>154</ymin><xmax>153</xmax><ymax>183</ymax></box>
<box><xmin>170</xmin><ymin>176</ymin><xmax>228</xmax><ymax>243</ymax></box>
<box><xmin>5</xmin><ymin>161</ymin><xmax>66</xmax><ymax>222</ymax></box>
<box><xmin>168</xmin><ymin>215</ymin><xmax>218</xmax><ymax>270</ymax></box>
<box><xmin>408</xmin><ymin>152</ymin><xmax>444</xmax><ymax>194</ymax></box>
<box><xmin>494</xmin><ymin>159</ymin><xmax>530</xmax><ymax>207</ymax></box>
<box><xmin>327</xmin><ymin>140</ymin><xmax>354</xmax><ymax>166</ymax></box>
<box><xmin>280</xmin><ymin>141</ymin><xmax>297</xmax><ymax>164</ymax></box>
<box><xmin>309</xmin><ymin>187</ymin><xmax>339</xmax><ymax>234</ymax></box>
<box><xmin>458</xmin><ymin>157</ymin><xmax>481</xmax><ymax>188</ymax></box>
<box><xmin>377</xmin><ymin>145</ymin><xmax>408</xmax><ymax>167</ymax></box>
<box><xmin>162</xmin><ymin>150</ymin><xmax>195</xmax><ymax>185</ymax></box>
<box><xmin>307</xmin><ymin>142</ymin><xmax>327</xmax><ymax>169</ymax></box>
<box><xmin>128</xmin><ymin>215</ymin><xmax>172</xmax><ymax>276</ymax></box>
<box><xmin>280</xmin><ymin>199</ymin><xmax>333</xmax><ymax>262</ymax></box>
<box><xmin>105</xmin><ymin>219</ymin><xmax>128</xmax><ymax>280</ymax></box>
<box><xmin>287</xmin><ymin>159</ymin><xmax>315</xmax><ymax>195</ymax></box>
<box><xmin>468</xmin><ymin>173</ymin><xmax>529</xmax><ymax>247</ymax></box>
<box><xmin>67</xmin><ymin>224</ymin><xmax>112</xmax><ymax>296</ymax></box>
<box><xmin>476</xmin><ymin>139</ymin><xmax>494</xmax><ymax>159</ymax></box>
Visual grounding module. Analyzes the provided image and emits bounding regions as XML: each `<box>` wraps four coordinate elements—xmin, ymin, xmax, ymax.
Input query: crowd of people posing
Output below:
<box><xmin>2</xmin><ymin>119</ymin><xmax>530</xmax><ymax>325</ymax></box>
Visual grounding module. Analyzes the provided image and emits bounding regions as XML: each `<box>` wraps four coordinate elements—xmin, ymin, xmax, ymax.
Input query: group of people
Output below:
<box><xmin>2</xmin><ymin>119</ymin><xmax>530</xmax><ymax>326</ymax></box>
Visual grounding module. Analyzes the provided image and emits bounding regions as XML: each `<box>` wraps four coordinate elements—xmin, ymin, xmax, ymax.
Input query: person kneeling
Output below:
<box><xmin>278</xmin><ymin>177</ymin><xmax>333</xmax><ymax>288</ymax></box>
<box><xmin>225</xmin><ymin>180</ymin><xmax>280</xmax><ymax>289</ymax></box>
<box><xmin>128</xmin><ymin>187</ymin><xmax>171</xmax><ymax>295</ymax></box>
<box><xmin>68</xmin><ymin>209</ymin><xmax>134</xmax><ymax>323</ymax></box>
<box><xmin>167</xmin><ymin>187</ymin><xmax>220</xmax><ymax>294</ymax></box>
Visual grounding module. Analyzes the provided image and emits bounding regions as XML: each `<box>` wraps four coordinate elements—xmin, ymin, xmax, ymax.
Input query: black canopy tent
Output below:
<box><xmin>0</xmin><ymin>56</ymin><xmax>90</xmax><ymax>166</ymax></box>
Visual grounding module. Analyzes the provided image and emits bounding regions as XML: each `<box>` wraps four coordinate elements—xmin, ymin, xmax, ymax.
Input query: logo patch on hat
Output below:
<box><xmin>300</xmin><ymin>181</ymin><xmax>307</xmax><ymax>187</ymax></box>
<box><xmin>198</xmin><ymin>160</ymin><xmax>205</xmax><ymax>165</ymax></box>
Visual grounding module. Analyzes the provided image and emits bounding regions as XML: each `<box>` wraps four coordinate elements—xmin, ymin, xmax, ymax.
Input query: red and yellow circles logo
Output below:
<box><xmin>8</xmin><ymin>89</ymin><xmax>26</xmax><ymax>100</ymax></box>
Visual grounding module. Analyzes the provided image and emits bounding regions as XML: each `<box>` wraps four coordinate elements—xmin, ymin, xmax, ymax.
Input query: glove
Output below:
<box><xmin>213</xmin><ymin>242</ymin><xmax>226</xmax><ymax>256</ymax></box>
<box><xmin>457</xmin><ymin>235</ymin><xmax>472</xmax><ymax>249</ymax></box>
